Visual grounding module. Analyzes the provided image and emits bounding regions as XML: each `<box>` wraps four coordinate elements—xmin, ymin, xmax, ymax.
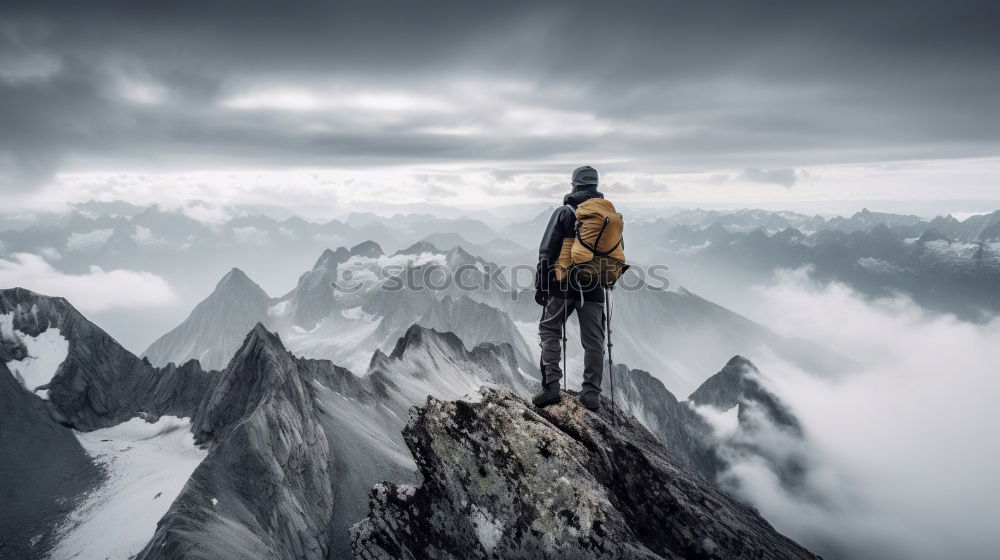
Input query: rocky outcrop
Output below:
<box><xmin>138</xmin><ymin>323</ymin><xmax>530</xmax><ymax>559</ymax></box>
<box><xmin>350</xmin><ymin>389</ymin><xmax>819</xmax><ymax>560</ymax></box>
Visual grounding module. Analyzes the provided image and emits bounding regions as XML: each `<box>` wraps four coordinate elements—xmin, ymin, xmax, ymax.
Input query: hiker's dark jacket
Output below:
<box><xmin>536</xmin><ymin>188</ymin><xmax>606</xmax><ymax>303</ymax></box>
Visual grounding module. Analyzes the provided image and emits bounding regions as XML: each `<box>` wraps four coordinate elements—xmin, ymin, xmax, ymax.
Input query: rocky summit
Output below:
<box><xmin>350</xmin><ymin>388</ymin><xmax>819</xmax><ymax>560</ymax></box>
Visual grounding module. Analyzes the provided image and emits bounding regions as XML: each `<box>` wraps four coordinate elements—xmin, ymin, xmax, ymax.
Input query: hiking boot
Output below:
<box><xmin>580</xmin><ymin>390</ymin><xmax>601</xmax><ymax>411</ymax></box>
<box><xmin>531</xmin><ymin>381</ymin><xmax>561</xmax><ymax>408</ymax></box>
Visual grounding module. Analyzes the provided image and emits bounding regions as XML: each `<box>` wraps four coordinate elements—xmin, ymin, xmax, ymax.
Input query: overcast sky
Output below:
<box><xmin>2</xmin><ymin>0</ymin><xmax>998</xmax><ymax>215</ymax></box>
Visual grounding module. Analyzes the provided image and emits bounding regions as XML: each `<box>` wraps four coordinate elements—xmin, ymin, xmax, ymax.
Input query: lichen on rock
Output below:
<box><xmin>350</xmin><ymin>388</ymin><xmax>819</xmax><ymax>560</ymax></box>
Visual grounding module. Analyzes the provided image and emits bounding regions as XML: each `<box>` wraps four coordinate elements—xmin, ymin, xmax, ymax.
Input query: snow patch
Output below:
<box><xmin>856</xmin><ymin>257</ymin><xmax>904</xmax><ymax>275</ymax></box>
<box><xmin>47</xmin><ymin>416</ymin><xmax>207</xmax><ymax>560</ymax></box>
<box><xmin>341</xmin><ymin>306</ymin><xmax>378</xmax><ymax>322</ymax></box>
<box><xmin>1</xmin><ymin>312</ymin><xmax>69</xmax><ymax>399</ymax></box>
<box><xmin>66</xmin><ymin>229</ymin><xmax>114</xmax><ymax>252</ymax></box>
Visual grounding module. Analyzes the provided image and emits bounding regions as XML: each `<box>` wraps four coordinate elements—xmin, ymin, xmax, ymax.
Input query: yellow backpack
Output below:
<box><xmin>566</xmin><ymin>198</ymin><xmax>627</xmax><ymax>288</ymax></box>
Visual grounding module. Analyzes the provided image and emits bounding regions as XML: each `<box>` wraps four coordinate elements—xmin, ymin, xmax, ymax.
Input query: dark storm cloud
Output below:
<box><xmin>1</xmin><ymin>0</ymin><xmax>999</xmax><ymax>191</ymax></box>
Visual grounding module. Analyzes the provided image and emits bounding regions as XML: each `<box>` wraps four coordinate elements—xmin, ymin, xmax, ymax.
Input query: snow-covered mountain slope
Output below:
<box><xmin>47</xmin><ymin>416</ymin><xmax>206</xmax><ymax>560</ymax></box>
<box><xmin>650</xmin><ymin>217</ymin><xmax>1000</xmax><ymax>321</ymax></box>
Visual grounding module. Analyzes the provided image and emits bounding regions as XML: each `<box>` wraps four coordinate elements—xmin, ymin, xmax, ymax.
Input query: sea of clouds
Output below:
<box><xmin>726</xmin><ymin>268</ymin><xmax>1000</xmax><ymax>560</ymax></box>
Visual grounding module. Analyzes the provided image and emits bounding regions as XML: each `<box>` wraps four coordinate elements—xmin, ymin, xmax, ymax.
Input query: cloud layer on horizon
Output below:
<box><xmin>0</xmin><ymin>252</ymin><xmax>178</xmax><ymax>311</ymax></box>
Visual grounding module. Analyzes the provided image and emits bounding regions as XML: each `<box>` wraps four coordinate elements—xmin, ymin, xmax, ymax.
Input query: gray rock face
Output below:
<box><xmin>138</xmin><ymin>325</ymin><xmax>333</xmax><ymax>560</ymax></box>
<box><xmin>136</xmin><ymin>323</ymin><xmax>530</xmax><ymax>559</ymax></box>
<box><xmin>286</xmin><ymin>248</ymin><xmax>350</xmax><ymax>330</ymax></box>
<box><xmin>0</xmin><ymin>288</ymin><xmax>213</xmax><ymax>430</ymax></box>
<box><xmin>611</xmin><ymin>356</ymin><xmax>810</xmax><ymax>493</ymax></box>
<box><xmin>144</xmin><ymin>267</ymin><xmax>272</xmax><ymax>371</ymax></box>
<box><xmin>0</xmin><ymin>362</ymin><xmax>104</xmax><ymax>559</ymax></box>
<box><xmin>417</xmin><ymin>295</ymin><xmax>535</xmax><ymax>372</ymax></box>
<box><xmin>608</xmin><ymin>363</ymin><xmax>721</xmax><ymax>480</ymax></box>
<box><xmin>350</xmin><ymin>240</ymin><xmax>384</xmax><ymax>258</ymax></box>
<box><xmin>350</xmin><ymin>389</ymin><xmax>819</xmax><ymax>560</ymax></box>
<box><xmin>689</xmin><ymin>355</ymin><xmax>801</xmax><ymax>433</ymax></box>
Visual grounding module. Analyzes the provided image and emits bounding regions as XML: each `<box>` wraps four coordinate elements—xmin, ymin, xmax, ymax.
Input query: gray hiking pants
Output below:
<box><xmin>539</xmin><ymin>296</ymin><xmax>605</xmax><ymax>394</ymax></box>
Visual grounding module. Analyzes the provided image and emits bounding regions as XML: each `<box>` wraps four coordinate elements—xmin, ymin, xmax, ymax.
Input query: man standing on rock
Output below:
<box><xmin>532</xmin><ymin>165</ymin><xmax>606</xmax><ymax>411</ymax></box>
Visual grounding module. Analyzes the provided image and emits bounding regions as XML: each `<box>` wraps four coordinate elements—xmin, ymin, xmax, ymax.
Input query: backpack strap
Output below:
<box><xmin>575</xmin><ymin>217</ymin><xmax>622</xmax><ymax>257</ymax></box>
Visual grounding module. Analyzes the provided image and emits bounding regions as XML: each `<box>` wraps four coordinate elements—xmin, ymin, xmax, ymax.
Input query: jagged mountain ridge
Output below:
<box><xmin>142</xmin><ymin>241</ymin><xmax>534</xmax><ymax>373</ymax></box>
<box><xmin>139</xmin><ymin>322</ymin><xmax>534</xmax><ymax>559</ymax></box>
<box><xmin>1</xmin><ymin>287</ymin><xmax>212</xmax><ymax>431</ymax></box>
<box><xmin>2</xmin><ymin>286</ymin><xmax>816</xmax><ymax>559</ymax></box>
<box><xmin>649</xmin><ymin>213</ymin><xmax>1000</xmax><ymax>320</ymax></box>
<box><xmin>145</xmin><ymin>242</ymin><xmax>850</xmax><ymax>397</ymax></box>
<box><xmin>2</xmin><ymin>287</ymin><xmax>540</xmax><ymax>558</ymax></box>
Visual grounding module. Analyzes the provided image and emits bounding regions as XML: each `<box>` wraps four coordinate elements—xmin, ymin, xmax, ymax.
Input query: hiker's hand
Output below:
<box><xmin>534</xmin><ymin>290</ymin><xmax>549</xmax><ymax>307</ymax></box>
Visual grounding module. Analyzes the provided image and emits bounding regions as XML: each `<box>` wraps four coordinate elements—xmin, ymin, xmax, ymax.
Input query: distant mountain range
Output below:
<box><xmin>649</xmin><ymin>210</ymin><xmax>1000</xmax><ymax>320</ymax></box>
<box><xmin>141</xmin><ymin>240</ymin><xmax>847</xmax><ymax>396</ymax></box>
<box><xmin>4</xmin><ymin>204</ymin><xmax>997</xmax><ymax>343</ymax></box>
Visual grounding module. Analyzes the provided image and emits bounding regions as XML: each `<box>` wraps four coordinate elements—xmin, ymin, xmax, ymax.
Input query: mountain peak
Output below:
<box><xmin>388</xmin><ymin>324</ymin><xmax>465</xmax><ymax>360</ymax></box>
<box><xmin>215</xmin><ymin>267</ymin><xmax>257</xmax><ymax>290</ymax></box>
<box><xmin>196</xmin><ymin>323</ymin><xmax>298</xmax><ymax>442</ymax></box>
<box><xmin>689</xmin><ymin>355</ymin><xmax>761</xmax><ymax>407</ymax></box>
<box><xmin>690</xmin><ymin>356</ymin><xmax>800</xmax><ymax>432</ymax></box>
<box><xmin>349</xmin><ymin>240</ymin><xmax>383</xmax><ymax>258</ymax></box>
<box><xmin>241</xmin><ymin>322</ymin><xmax>286</xmax><ymax>354</ymax></box>
<box><xmin>917</xmin><ymin>228</ymin><xmax>951</xmax><ymax>244</ymax></box>
<box><xmin>208</xmin><ymin>268</ymin><xmax>272</xmax><ymax>306</ymax></box>
<box><xmin>313</xmin><ymin>247</ymin><xmax>350</xmax><ymax>270</ymax></box>
<box><xmin>350</xmin><ymin>388</ymin><xmax>818</xmax><ymax>559</ymax></box>
<box><xmin>394</xmin><ymin>240</ymin><xmax>440</xmax><ymax>256</ymax></box>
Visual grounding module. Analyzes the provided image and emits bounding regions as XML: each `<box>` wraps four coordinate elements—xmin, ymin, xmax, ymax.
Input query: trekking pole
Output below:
<box><xmin>561</xmin><ymin>296</ymin><xmax>568</xmax><ymax>393</ymax></box>
<box><xmin>605</xmin><ymin>285</ymin><xmax>616</xmax><ymax>427</ymax></box>
<box><xmin>538</xmin><ymin>303</ymin><xmax>547</xmax><ymax>380</ymax></box>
